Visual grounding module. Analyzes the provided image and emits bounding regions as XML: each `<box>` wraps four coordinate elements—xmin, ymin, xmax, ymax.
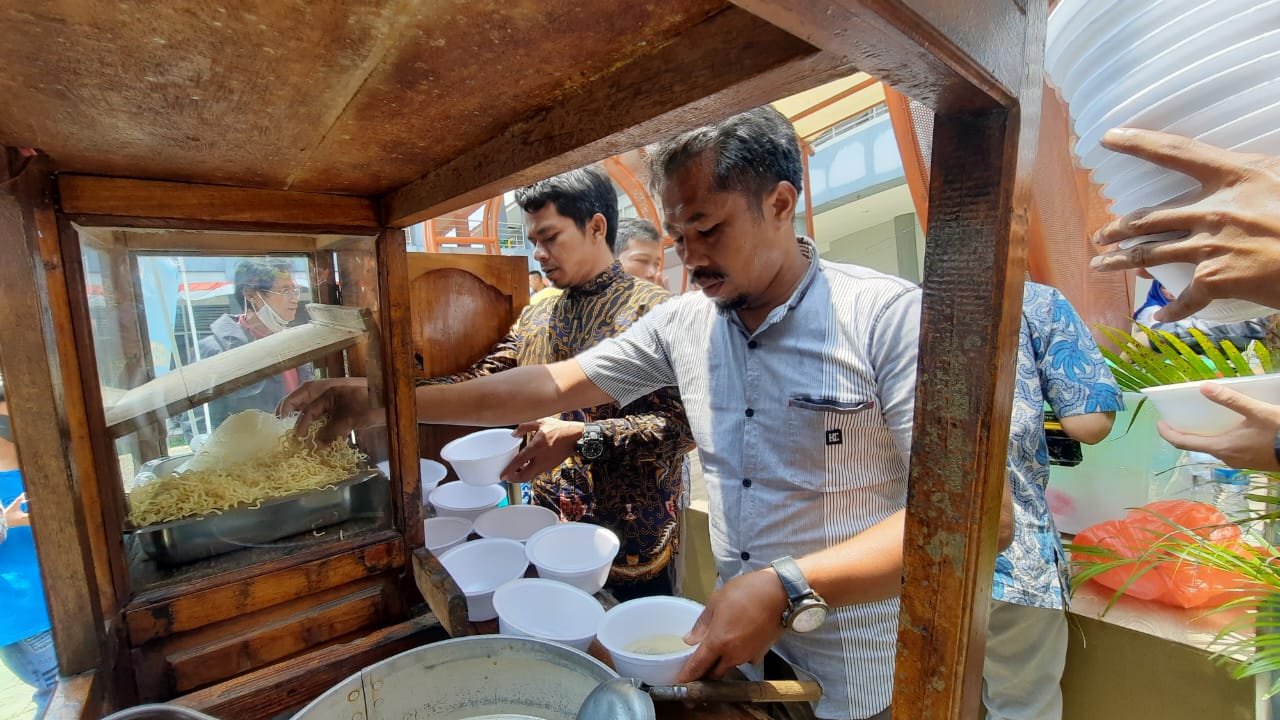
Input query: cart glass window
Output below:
<box><xmin>76</xmin><ymin>227</ymin><xmax>394</xmax><ymax>593</ymax></box>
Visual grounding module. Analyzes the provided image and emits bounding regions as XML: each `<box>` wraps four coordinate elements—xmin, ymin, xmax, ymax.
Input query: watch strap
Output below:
<box><xmin>771</xmin><ymin>556</ymin><xmax>810</xmax><ymax>603</ymax></box>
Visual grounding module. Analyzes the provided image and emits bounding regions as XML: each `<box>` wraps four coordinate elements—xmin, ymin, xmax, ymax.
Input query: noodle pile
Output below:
<box><xmin>127</xmin><ymin>414</ymin><xmax>366</xmax><ymax>527</ymax></box>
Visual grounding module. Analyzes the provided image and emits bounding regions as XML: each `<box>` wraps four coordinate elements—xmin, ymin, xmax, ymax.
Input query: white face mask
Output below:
<box><xmin>253</xmin><ymin>292</ymin><xmax>289</xmax><ymax>333</ymax></box>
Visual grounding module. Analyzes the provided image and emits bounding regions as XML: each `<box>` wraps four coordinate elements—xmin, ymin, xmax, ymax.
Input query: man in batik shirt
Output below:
<box><xmin>984</xmin><ymin>281</ymin><xmax>1123</xmax><ymax>720</ymax></box>
<box><xmin>422</xmin><ymin>166</ymin><xmax>693</xmax><ymax>600</ymax></box>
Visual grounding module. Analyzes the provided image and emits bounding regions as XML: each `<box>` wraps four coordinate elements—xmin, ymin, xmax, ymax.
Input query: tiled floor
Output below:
<box><xmin>0</xmin><ymin>660</ymin><xmax>36</xmax><ymax>720</ymax></box>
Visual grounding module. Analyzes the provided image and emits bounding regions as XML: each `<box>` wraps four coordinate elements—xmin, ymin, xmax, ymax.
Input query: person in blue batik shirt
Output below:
<box><xmin>0</xmin><ymin>380</ymin><xmax>59</xmax><ymax>718</ymax></box>
<box><xmin>982</xmin><ymin>282</ymin><xmax>1123</xmax><ymax>720</ymax></box>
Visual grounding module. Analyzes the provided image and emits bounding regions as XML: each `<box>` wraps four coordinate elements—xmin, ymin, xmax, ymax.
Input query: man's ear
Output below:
<box><xmin>766</xmin><ymin>181</ymin><xmax>798</xmax><ymax>227</ymax></box>
<box><xmin>588</xmin><ymin>213</ymin><xmax>608</xmax><ymax>244</ymax></box>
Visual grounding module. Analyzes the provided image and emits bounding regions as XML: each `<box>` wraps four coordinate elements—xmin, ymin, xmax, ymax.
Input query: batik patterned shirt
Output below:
<box><xmin>995</xmin><ymin>282</ymin><xmax>1124</xmax><ymax>609</ymax></box>
<box><xmin>424</xmin><ymin>263</ymin><xmax>692</xmax><ymax>586</ymax></box>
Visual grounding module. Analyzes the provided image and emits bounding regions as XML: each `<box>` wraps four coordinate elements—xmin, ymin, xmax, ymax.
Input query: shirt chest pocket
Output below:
<box><xmin>785</xmin><ymin>394</ymin><xmax>882</xmax><ymax>491</ymax></box>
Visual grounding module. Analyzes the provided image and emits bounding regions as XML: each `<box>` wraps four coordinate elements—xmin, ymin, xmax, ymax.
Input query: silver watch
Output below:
<box><xmin>771</xmin><ymin>556</ymin><xmax>829</xmax><ymax>633</ymax></box>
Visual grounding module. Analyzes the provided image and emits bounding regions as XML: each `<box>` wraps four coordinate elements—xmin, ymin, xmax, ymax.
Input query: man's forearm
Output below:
<box><xmin>415</xmin><ymin>360</ymin><xmax>613</xmax><ymax>426</ymax></box>
<box><xmin>793</xmin><ymin>510</ymin><xmax>907</xmax><ymax>608</ymax></box>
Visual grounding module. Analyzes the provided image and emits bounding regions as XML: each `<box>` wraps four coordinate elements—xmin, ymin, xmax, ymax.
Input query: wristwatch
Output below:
<box><xmin>771</xmin><ymin>556</ymin><xmax>829</xmax><ymax>633</ymax></box>
<box><xmin>577</xmin><ymin>422</ymin><xmax>607</xmax><ymax>461</ymax></box>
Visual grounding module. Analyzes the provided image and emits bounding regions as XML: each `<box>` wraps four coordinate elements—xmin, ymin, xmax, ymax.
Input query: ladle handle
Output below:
<box><xmin>649</xmin><ymin>680</ymin><xmax>822</xmax><ymax>703</ymax></box>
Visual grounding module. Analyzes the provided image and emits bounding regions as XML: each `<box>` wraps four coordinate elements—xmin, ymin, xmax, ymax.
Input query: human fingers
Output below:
<box><xmin>1151</xmin><ymin>280</ymin><xmax>1212</xmax><ymax>322</ymax></box>
<box><xmin>1200</xmin><ymin>383</ymin><xmax>1280</xmax><ymax>423</ymax></box>
<box><xmin>512</xmin><ymin>420</ymin><xmax>541</xmax><ymax>436</ymax></box>
<box><xmin>501</xmin><ymin>441</ymin><xmax>540</xmax><ymax>482</ymax></box>
<box><xmin>1091</xmin><ymin>202</ymin><xmax>1213</xmax><ymax>249</ymax></box>
<box><xmin>1100</xmin><ymin>128</ymin><xmax>1244</xmax><ymax>187</ymax></box>
<box><xmin>673</xmin><ymin>641</ymin><xmax>716</xmax><ymax>684</ymax></box>
<box><xmin>278</xmin><ymin>380</ymin><xmax>323</xmax><ymax>420</ymax></box>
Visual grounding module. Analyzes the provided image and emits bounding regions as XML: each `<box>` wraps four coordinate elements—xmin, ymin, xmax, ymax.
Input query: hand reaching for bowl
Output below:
<box><xmin>1089</xmin><ymin>128</ymin><xmax>1280</xmax><ymax>321</ymax></box>
<box><xmin>1156</xmin><ymin>382</ymin><xmax>1280</xmax><ymax>472</ymax></box>
<box><xmin>672</xmin><ymin>568</ymin><xmax>788</xmax><ymax>684</ymax></box>
<box><xmin>501</xmin><ymin>418</ymin><xmax>582</xmax><ymax>482</ymax></box>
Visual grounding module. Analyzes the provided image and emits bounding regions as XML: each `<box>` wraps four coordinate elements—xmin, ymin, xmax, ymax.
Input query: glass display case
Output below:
<box><xmin>73</xmin><ymin>226</ymin><xmax>396</xmax><ymax>593</ymax></box>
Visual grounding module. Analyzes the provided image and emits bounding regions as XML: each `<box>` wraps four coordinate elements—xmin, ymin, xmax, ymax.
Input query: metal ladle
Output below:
<box><xmin>576</xmin><ymin>677</ymin><xmax>657</xmax><ymax>720</ymax></box>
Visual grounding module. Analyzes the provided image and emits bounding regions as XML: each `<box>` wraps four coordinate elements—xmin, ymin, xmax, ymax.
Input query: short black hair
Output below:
<box><xmin>234</xmin><ymin>259</ymin><xmax>292</xmax><ymax>311</ymax></box>
<box><xmin>614</xmin><ymin>218</ymin><xmax>661</xmax><ymax>257</ymax></box>
<box><xmin>516</xmin><ymin>165</ymin><xmax>619</xmax><ymax>252</ymax></box>
<box><xmin>528</xmin><ymin>270</ymin><xmax>544</xmax><ymax>278</ymax></box>
<box><xmin>648</xmin><ymin>105</ymin><xmax>803</xmax><ymax>216</ymax></box>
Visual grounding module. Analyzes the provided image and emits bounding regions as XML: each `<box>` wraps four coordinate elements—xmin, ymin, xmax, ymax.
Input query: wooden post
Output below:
<box><xmin>0</xmin><ymin>150</ymin><xmax>110</xmax><ymax>677</ymax></box>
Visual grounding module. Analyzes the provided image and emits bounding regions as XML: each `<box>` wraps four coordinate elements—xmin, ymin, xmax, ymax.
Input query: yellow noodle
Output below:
<box><xmin>127</xmin><ymin>420</ymin><xmax>366</xmax><ymax>527</ymax></box>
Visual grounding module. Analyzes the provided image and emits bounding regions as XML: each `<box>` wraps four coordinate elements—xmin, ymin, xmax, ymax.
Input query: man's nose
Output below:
<box><xmin>532</xmin><ymin>244</ymin><xmax>549</xmax><ymax>262</ymax></box>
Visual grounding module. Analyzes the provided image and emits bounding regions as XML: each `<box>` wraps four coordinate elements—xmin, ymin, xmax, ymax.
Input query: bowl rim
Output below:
<box><xmin>438</xmin><ymin>537</ymin><xmax>528</xmax><ymax>593</ymax></box>
<box><xmin>492</xmin><ymin>578</ymin><xmax>604</xmax><ymax>641</ymax></box>
<box><xmin>525</xmin><ymin>522</ymin><xmax>621</xmax><ymax>573</ymax></box>
<box><xmin>430</xmin><ymin>481</ymin><xmax>508</xmax><ymax>509</ymax></box>
<box><xmin>597</xmin><ymin>596</ymin><xmax>705</xmax><ymax>660</ymax></box>
<box><xmin>474</xmin><ymin>504</ymin><xmax>559</xmax><ymax>539</ymax></box>
<box><xmin>1139</xmin><ymin>372</ymin><xmax>1280</xmax><ymax>395</ymax></box>
<box><xmin>441</xmin><ymin>427</ymin><xmax>523</xmax><ymax>462</ymax></box>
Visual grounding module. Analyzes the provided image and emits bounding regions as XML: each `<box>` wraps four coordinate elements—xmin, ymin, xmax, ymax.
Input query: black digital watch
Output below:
<box><xmin>577</xmin><ymin>421</ymin><xmax>607</xmax><ymax>460</ymax></box>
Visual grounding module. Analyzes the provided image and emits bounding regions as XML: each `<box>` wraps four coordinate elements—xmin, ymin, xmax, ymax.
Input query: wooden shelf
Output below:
<box><xmin>103</xmin><ymin>304</ymin><xmax>371</xmax><ymax>437</ymax></box>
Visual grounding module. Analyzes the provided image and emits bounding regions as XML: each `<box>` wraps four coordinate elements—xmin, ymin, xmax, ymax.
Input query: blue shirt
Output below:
<box><xmin>994</xmin><ymin>283</ymin><xmax>1123</xmax><ymax>609</ymax></box>
<box><xmin>0</xmin><ymin>469</ymin><xmax>52</xmax><ymax>646</ymax></box>
<box><xmin>578</xmin><ymin>239</ymin><xmax>921</xmax><ymax>720</ymax></box>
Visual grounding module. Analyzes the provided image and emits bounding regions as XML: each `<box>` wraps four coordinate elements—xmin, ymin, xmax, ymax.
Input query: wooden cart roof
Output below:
<box><xmin>0</xmin><ymin>1</ymin><xmax>852</xmax><ymax>218</ymax></box>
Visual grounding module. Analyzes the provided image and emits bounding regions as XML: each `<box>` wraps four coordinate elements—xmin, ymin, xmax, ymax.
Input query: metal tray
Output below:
<box><xmin>129</xmin><ymin>456</ymin><xmax>390</xmax><ymax>567</ymax></box>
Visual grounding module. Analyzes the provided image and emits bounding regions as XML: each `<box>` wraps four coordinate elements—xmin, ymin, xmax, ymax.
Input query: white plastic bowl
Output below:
<box><xmin>596</xmin><ymin>596</ymin><xmax>704</xmax><ymax>686</ymax></box>
<box><xmin>525</xmin><ymin>522</ymin><xmax>620</xmax><ymax>595</ymax></box>
<box><xmin>1140</xmin><ymin>374</ymin><xmax>1280</xmax><ymax>435</ymax></box>
<box><xmin>437</xmin><ymin>538</ymin><xmax>529</xmax><ymax>621</ymax></box>
<box><xmin>424</xmin><ymin>516</ymin><xmax>473</xmax><ymax>555</ymax></box>
<box><xmin>492</xmin><ymin>578</ymin><xmax>605</xmax><ymax>651</ymax></box>
<box><xmin>440</xmin><ymin>428</ymin><xmax>522</xmax><ymax>486</ymax></box>
<box><xmin>378</xmin><ymin>458</ymin><xmax>449</xmax><ymax>497</ymax></box>
<box><xmin>429</xmin><ymin>482</ymin><xmax>507</xmax><ymax>523</ymax></box>
<box><xmin>474</xmin><ymin>504</ymin><xmax>559</xmax><ymax>543</ymax></box>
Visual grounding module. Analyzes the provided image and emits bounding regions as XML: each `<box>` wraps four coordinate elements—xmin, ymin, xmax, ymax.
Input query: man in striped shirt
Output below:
<box><xmin>284</xmin><ymin>106</ymin><xmax>1011</xmax><ymax>720</ymax></box>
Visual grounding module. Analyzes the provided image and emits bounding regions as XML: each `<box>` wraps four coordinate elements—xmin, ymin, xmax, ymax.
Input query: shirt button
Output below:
<box><xmin>740</xmin><ymin>551</ymin><xmax>751</xmax><ymax>561</ymax></box>
<box><xmin>745</xmin><ymin>408</ymin><xmax>754</xmax><ymax>418</ymax></box>
<box><xmin>748</xmin><ymin>340</ymin><xmax>759</xmax><ymax>349</ymax></box>
<box><xmin>742</xmin><ymin>478</ymin><xmax>752</xmax><ymax>488</ymax></box>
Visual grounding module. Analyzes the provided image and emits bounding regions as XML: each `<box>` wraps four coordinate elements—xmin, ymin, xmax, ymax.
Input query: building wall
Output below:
<box><xmin>819</xmin><ymin>213</ymin><xmax>925</xmax><ymax>283</ymax></box>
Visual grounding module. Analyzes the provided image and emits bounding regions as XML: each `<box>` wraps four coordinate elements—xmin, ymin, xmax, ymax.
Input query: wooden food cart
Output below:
<box><xmin>0</xmin><ymin>1</ymin><xmax>1044</xmax><ymax>718</ymax></box>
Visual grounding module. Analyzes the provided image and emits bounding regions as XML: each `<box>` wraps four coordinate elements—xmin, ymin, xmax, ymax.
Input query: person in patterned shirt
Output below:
<box><xmin>983</xmin><ymin>281</ymin><xmax>1123</xmax><ymax>720</ymax></box>
<box><xmin>421</xmin><ymin>166</ymin><xmax>694</xmax><ymax>600</ymax></box>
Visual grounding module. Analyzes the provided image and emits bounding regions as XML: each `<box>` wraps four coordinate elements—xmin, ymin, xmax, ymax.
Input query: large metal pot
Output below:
<box><xmin>292</xmin><ymin>635</ymin><xmax>620</xmax><ymax>720</ymax></box>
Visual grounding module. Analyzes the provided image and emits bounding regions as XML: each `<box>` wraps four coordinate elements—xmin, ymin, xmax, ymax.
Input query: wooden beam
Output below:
<box><xmin>893</xmin><ymin>2</ymin><xmax>1047</xmax><ymax>718</ymax></box>
<box><xmin>383</xmin><ymin>6</ymin><xmax>853</xmax><ymax>227</ymax></box>
<box><xmin>730</xmin><ymin>0</ymin><xmax>1026</xmax><ymax>112</ymax></box>
<box><xmin>58</xmin><ymin>175</ymin><xmax>381</xmax><ymax>234</ymax></box>
<box><xmin>0</xmin><ymin>153</ymin><xmax>109</xmax><ymax>676</ymax></box>
<box><xmin>44</xmin><ymin>671</ymin><xmax>103</xmax><ymax>720</ymax></box>
<box><xmin>173</xmin><ymin>615</ymin><xmax>448</xmax><ymax>720</ymax></box>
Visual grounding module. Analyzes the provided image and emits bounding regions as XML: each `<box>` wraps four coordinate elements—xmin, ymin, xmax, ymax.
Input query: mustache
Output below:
<box><xmin>690</xmin><ymin>270</ymin><xmax>726</xmax><ymax>286</ymax></box>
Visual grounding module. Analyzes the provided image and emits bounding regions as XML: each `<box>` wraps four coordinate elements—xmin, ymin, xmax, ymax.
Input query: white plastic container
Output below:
<box><xmin>524</xmin><ymin>522</ymin><xmax>619</xmax><ymax>595</ymax></box>
<box><xmin>429</xmin><ymin>482</ymin><xmax>507</xmax><ymax>523</ymax></box>
<box><xmin>377</xmin><ymin>458</ymin><xmax>449</xmax><ymax>497</ymax></box>
<box><xmin>474</xmin><ymin>504</ymin><xmax>559</xmax><ymax>543</ymax></box>
<box><xmin>1140</xmin><ymin>373</ymin><xmax>1280</xmax><ymax>435</ymax></box>
<box><xmin>437</xmin><ymin>537</ymin><xmax>529</xmax><ymax>621</ymax></box>
<box><xmin>492</xmin><ymin>578</ymin><xmax>605</xmax><ymax>651</ymax></box>
<box><xmin>596</xmin><ymin>596</ymin><xmax>704</xmax><ymax>686</ymax></box>
<box><xmin>440</xmin><ymin>428</ymin><xmax>522</xmax><ymax>486</ymax></box>
<box><xmin>424</xmin><ymin>515</ymin><xmax>473</xmax><ymax>555</ymax></box>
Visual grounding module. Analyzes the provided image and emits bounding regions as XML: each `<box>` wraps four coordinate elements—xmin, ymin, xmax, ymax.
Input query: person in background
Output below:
<box><xmin>423</xmin><ymin>166</ymin><xmax>692</xmax><ymax>601</ymax></box>
<box><xmin>200</xmin><ymin>259</ymin><xmax>313</xmax><ymax>427</ymax></box>
<box><xmin>529</xmin><ymin>268</ymin><xmax>563</xmax><ymax>304</ymax></box>
<box><xmin>282</xmin><ymin>107</ymin><xmax>1014</xmax><ymax>720</ymax></box>
<box><xmin>1090</xmin><ymin>129</ymin><xmax>1280</xmax><ymax>471</ymax></box>
<box><xmin>0</xmin><ymin>377</ymin><xmax>59</xmax><ymax>719</ymax></box>
<box><xmin>614</xmin><ymin>218</ymin><xmax>665</xmax><ymax>287</ymax></box>
<box><xmin>528</xmin><ymin>269</ymin><xmax>548</xmax><ymax>295</ymax></box>
<box><xmin>1134</xmin><ymin>279</ymin><xmax>1266</xmax><ymax>353</ymax></box>
<box><xmin>984</xmin><ymin>282</ymin><xmax>1122</xmax><ymax>720</ymax></box>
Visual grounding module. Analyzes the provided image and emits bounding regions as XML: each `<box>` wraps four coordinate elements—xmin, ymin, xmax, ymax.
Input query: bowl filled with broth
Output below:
<box><xmin>595</xmin><ymin>596</ymin><xmax>704</xmax><ymax>686</ymax></box>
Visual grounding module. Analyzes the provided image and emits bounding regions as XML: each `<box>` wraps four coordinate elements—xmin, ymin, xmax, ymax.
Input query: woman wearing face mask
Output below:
<box><xmin>199</xmin><ymin>259</ymin><xmax>314</xmax><ymax>427</ymax></box>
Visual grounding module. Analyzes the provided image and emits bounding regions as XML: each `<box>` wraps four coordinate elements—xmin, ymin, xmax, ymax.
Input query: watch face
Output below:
<box><xmin>790</xmin><ymin>604</ymin><xmax>827</xmax><ymax>633</ymax></box>
<box><xmin>582</xmin><ymin>439</ymin><xmax>604</xmax><ymax>459</ymax></box>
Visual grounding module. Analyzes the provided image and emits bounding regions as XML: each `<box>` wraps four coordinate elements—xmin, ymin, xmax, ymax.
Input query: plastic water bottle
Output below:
<box><xmin>1212</xmin><ymin>467</ymin><xmax>1251</xmax><ymax>523</ymax></box>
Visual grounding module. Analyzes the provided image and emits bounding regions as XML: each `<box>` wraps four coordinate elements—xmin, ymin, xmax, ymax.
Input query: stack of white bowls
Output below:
<box><xmin>1046</xmin><ymin>0</ymin><xmax>1280</xmax><ymax>322</ymax></box>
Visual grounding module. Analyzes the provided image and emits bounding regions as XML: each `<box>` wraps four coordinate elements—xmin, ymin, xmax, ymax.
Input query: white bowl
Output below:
<box><xmin>424</xmin><ymin>516</ymin><xmax>473</xmax><ymax>555</ymax></box>
<box><xmin>596</xmin><ymin>596</ymin><xmax>704</xmax><ymax>686</ymax></box>
<box><xmin>1140</xmin><ymin>374</ymin><xmax>1280</xmax><ymax>434</ymax></box>
<box><xmin>492</xmin><ymin>578</ymin><xmax>605</xmax><ymax>651</ymax></box>
<box><xmin>429</xmin><ymin>482</ymin><xmax>508</xmax><ymax>523</ymax></box>
<box><xmin>474</xmin><ymin>504</ymin><xmax>559</xmax><ymax>543</ymax></box>
<box><xmin>441</xmin><ymin>428</ymin><xmax>522</xmax><ymax>486</ymax></box>
<box><xmin>438</xmin><ymin>538</ymin><xmax>529</xmax><ymax>621</ymax></box>
<box><xmin>525</xmin><ymin>522</ymin><xmax>620</xmax><ymax>595</ymax></box>
<box><xmin>378</xmin><ymin>458</ymin><xmax>449</xmax><ymax>497</ymax></box>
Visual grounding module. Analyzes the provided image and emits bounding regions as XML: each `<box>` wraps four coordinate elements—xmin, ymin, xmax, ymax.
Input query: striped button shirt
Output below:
<box><xmin>577</xmin><ymin>239</ymin><xmax>921</xmax><ymax>720</ymax></box>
